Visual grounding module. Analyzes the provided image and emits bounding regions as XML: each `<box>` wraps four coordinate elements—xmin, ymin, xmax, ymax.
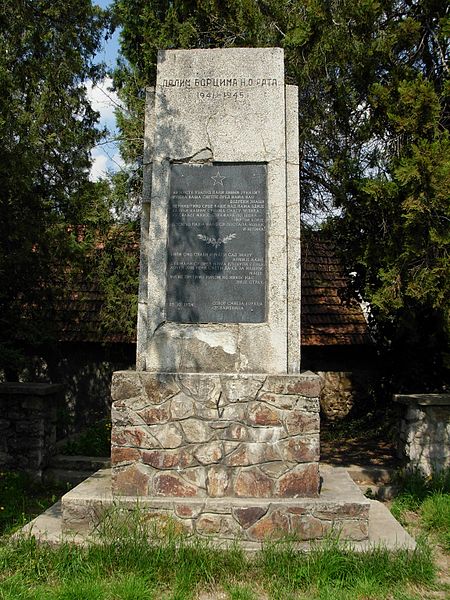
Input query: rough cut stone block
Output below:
<box><xmin>264</xmin><ymin>374</ymin><xmax>322</xmax><ymax>398</ymax></box>
<box><xmin>247</xmin><ymin>402</ymin><xmax>282</xmax><ymax>426</ymax></box>
<box><xmin>234</xmin><ymin>468</ymin><xmax>273</xmax><ymax>497</ymax></box>
<box><xmin>233</xmin><ymin>506</ymin><xmax>267</xmax><ymax>529</ymax></box>
<box><xmin>276</xmin><ymin>464</ymin><xmax>320</xmax><ymax>498</ymax></box>
<box><xmin>153</xmin><ymin>473</ymin><xmax>198</xmax><ymax>497</ymax></box>
<box><xmin>142</xmin><ymin>448</ymin><xmax>195</xmax><ymax>469</ymax></box>
<box><xmin>194</xmin><ymin>441</ymin><xmax>223</xmax><ymax>465</ymax></box>
<box><xmin>207</xmin><ymin>466</ymin><xmax>230</xmax><ymax>497</ymax></box>
<box><xmin>278</xmin><ymin>436</ymin><xmax>320</xmax><ymax>463</ymax></box>
<box><xmin>113</xmin><ymin>464</ymin><xmax>150</xmax><ymax>496</ymax></box>
<box><xmin>111</xmin><ymin>447</ymin><xmax>142</xmax><ymax>465</ymax></box>
<box><xmin>247</xmin><ymin>509</ymin><xmax>290</xmax><ymax>541</ymax></box>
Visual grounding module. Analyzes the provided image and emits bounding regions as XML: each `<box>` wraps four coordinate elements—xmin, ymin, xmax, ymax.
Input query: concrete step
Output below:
<box><xmin>322</xmin><ymin>463</ymin><xmax>398</xmax><ymax>500</ymax></box>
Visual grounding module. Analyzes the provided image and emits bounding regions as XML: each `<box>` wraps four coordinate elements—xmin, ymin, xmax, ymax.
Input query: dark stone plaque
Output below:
<box><xmin>166</xmin><ymin>163</ymin><xmax>266</xmax><ymax>323</ymax></box>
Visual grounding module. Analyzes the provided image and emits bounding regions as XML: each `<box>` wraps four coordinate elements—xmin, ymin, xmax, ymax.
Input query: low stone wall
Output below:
<box><xmin>394</xmin><ymin>394</ymin><xmax>450</xmax><ymax>475</ymax></box>
<box><xmin>0</xmin><ymin>383</ymin><xmax>63</xmax><ymax>480</ymax></box>
<box><xmin>111</xmin><ymin>371</ymin><xmax>321</xmax><ymax>499</ymax></box>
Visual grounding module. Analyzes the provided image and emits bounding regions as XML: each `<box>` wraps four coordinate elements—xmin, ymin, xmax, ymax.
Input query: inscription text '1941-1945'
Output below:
<box><xmin>166</xmin><ymin>163</ymin><xmax>267</xmax><ymax>324</ymax></box>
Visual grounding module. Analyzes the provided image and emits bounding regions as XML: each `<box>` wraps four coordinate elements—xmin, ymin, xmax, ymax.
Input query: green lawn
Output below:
<box><xmin>0</xmin><ymin>470</ymin><xmax>448</xmax><ymax>600</ymax></box>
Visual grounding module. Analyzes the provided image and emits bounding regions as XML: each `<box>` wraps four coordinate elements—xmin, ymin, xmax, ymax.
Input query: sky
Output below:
<box><xmin>86</xmin><ymin>0</ymin><xmax>123</xmax><ymax>181</ymax></box>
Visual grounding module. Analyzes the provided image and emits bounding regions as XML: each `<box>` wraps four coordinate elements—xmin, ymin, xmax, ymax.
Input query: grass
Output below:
<box><xmin>0</xmin><ymin>505</ymin><xmax>441</xmax><ymax>600</ymax></box>
<box><xmin>0</xmin><ymin>472</ymin><xmax>68</xmax><ymax>536</ymax></box>
<box><xmin>0</xmin><ymin>532</ymin><xmax>438</xmax><ymax>600</ymax></box>
<box><xmin>391</xmin><ymin>468</ymin><xmax>450</xmax><ymax>555</ymax></box>
<box><xmin>0</xmin><ymin>468</ymin><xmax>448</xmax><ymax>599</ymax></box>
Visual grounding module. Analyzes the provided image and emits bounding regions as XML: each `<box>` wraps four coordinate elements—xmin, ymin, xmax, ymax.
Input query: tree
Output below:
<box><xmin>331</xmin><ymin>1</ymin><xmax>449</xmax><ymax>390</ymax></box>
<box><xmin>111</xmin><ymin>0</ymin><xmax>449</xmax><ymax>389</ymax></box>
<box><xmin>0</xmin><ymin>0</ymin><xmax>107</xmax><ymax>376</ymax></box>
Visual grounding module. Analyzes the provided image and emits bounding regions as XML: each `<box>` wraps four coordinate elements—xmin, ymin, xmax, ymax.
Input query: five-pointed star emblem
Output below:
<box><xmin>211</xmin><ymin>171</ymin><xmax>226</xmax><ymax>186</ymax></box>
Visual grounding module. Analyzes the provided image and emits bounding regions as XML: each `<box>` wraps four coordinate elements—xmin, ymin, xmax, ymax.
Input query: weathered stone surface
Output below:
<box><xmin>181</xmin><ymin>419</ymin><xmax>213</xmax><ymax>443</ymax></box>
<box><xmin>196</xmin><ymin>513</ymin><xmax>240</xmax><ymax>537</ymax></box>
<box><xmin>278</xmin><ymin>436</ymin><xmax>319</xmax><ymax>463</ymax></box>
<box><xmin>153</xmin><ymin>473</ymin><xmax>198</xmax><ymax>497</ymax></box>
<box><xmin>258</xmin><ymin>392</ymin><xmax>297</xmax><ymax>410</ymax></box>
<box><xmin>284</xmin><ymin>411</ymin><xmax>320</xmax><ymax>435</ymax></box>
<box><xmin>233</xmin><ymin>506</ymin><xmax>267</xmax><ymax>529</ymax></box>
<box><xmin>111</xmin><ymin>373</ymin><xmax>322</xmax><ymax>503</ymax></box>
<box><xmin>276</xmin><ymin>464</ymin><xmax>320</xmax><ymax>497</ymax></box>
<box><xmin>111</xmin><ymin>446</ymin><xmax>141</xmax><ymax>465</ymax></box>
<box><xmin>223</xmin><ymin>441</ymin><xmax>241</xmax><ymax>455</ymax></box>
<box><xmin>150</xmin><ymin>423</ymin><xmax>183</xmax><ymax>448</ymax></box>
<box><xmin>141</xmin><ymin>373</ymin><xmax>179</xmax><ymax>403</ymax></box>
<box><xmin>145</xmin><ymin>512</ymin><xmax>191</xmax><ymax>535</ymax></box>
<box><xmin>137</xmin><ymin>406</ymin><xmax>170</xmax><ymax>425</ymax></box>
<box><xmin>170</xmin><ymin>393</ymin><xmax>195</xmax><ymax>420</ymax></box>
<box><xmin>141</xmin><ymin>48</ymin><xmax>292</xmax><ymax>373</ymax></box>
<box><xmin>221</xmin><ymin>404</ymin><xmax>247</xmax><ymax>422</ymax></box>
<box><xmin>333</xmin><ymin>519</ymin><xmax>369</xmax><ymax>541</ymax></box>
<box><xmin>113</xmin><ymin>464</ymin><xmax>149</xmax><ymax>496</ymax></box>
<box><xmin>175</xmin><ymin>504</ymin><xmax>203</xmax><ymax>519</ymax></box>
<box><xmin>248</xmin><ymin>427</ymin><xmax>282</xmax><ymax>443</ymax></box>
<box><xmin>223</xmin><ymin>423</ymin><xmax>249</xmax><ymax>441</ymax></box>
<box><xmin>111</xmin><ymin>406</ymin><xmax>144</xmax><ymax>427</ymax></box>
<box><xmin>247</xmin><ymin>402</ymin><xmax>282</xmax><ymax>426</ymax></box>
<box><xmin>318</xmin><ymin>371</ymin><xmax>354</xmax><ymax>421</ymax></box>
<box><xmin>234</xmin><ymin>468</ymin><xmax>273</xmax><ymax>497</ymax></box>
<box><xmin>111</xmin><ymin>372</ymin><xmax>143</xmax><ymax>402</ymax></box>
<box><xmin>182</xmin><ymin>467</ymin><xmax>207</xmax><ymax>490</ymax></box>
<box><xmin>395</xmin><ymin>394</ymin><xmax>450</xmax><ymax>475</ymax></box>
<box><xmin>247</xmin><ymin>509</ymin><xmax>290</xmax><ymax>541</ymax></box>
<box><xmin>111</xmin><ymin>426</ymin><xmax>158</xmax><ymax>449</ymax></box>
<box><xmin>265</xmin><ymin>375</ymin><xmax>321</xmax><ymax>398</ymax></box>
<box><xmin>194</xmin><ymin>441</ymin><xmax>223</xmax><ymax>465</ymax></box>
<box><xmin>314</xmin><ymin>503</ymin><xmax>369</xmax><ymax>520</ymax></box>
<box><xmin>221</xmin><ymin>377</ymin><xmax>266</xmax><ymax>403</ymax></box>
<box><xmin>259</xmin><ymin>462</ymin><xmax>290</xmax><ymax>478</ymax></box>
<box><xmin>290</xmin><ymin>514</ymin><xmax>328</xmax><ymax>540</ymax></box>
<box><xmin>225</xmin><ymin>443</ymin><xmax>280</xmax><ymax>467</ymax></box>
<box><xmin>207</xmin><ymin>466</ymin><xmax>230</xmax><ymax>497</ymax></box>
<box><xmin>142</xmin><ymin>448</ymin><xmax>195</xmax><ymax>469</ymax></box>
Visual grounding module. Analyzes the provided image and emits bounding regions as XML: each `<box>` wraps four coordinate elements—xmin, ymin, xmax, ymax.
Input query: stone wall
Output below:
<box><xmin>2</xmin><ymin>342</ymin><xmax>135</xmax><ymax>436</ymax></box>
<box><xmin>395</xmin><ymin>394</ymin><xmax>450</xmax><ymax>475</ymax></box>
<box><xmin>318</xmin><ymin>371</ymin><xmax>354</xmax><ymax>420</ymax></box>
<box><xmin>0</xmin><ymin>383</ymin><xmax>63</xmax><ymax>479</ymax></box>
<box><xmin>111</xmin><ymin>371</ymin><xmax>321</xmax><ymax>499</ymax></box>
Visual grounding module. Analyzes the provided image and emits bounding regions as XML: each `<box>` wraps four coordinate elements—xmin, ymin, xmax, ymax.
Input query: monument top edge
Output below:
<box><xmin>157</xmin><ymin>47</ymin><xmax>284</xmax><ymax>58</ymax></box>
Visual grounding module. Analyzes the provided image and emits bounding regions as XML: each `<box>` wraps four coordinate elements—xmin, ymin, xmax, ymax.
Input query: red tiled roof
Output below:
<box><xmin>301</xmin><ymin>236</ymin><xmax>370</xmax><ymax>346</ymax></box>
<box><xmin>51</xmin><ymin>232</ymin><xmax>370</xmax><ymax>347</ymax></box>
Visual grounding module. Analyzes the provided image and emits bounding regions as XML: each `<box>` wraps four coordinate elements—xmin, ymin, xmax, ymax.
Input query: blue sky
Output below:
<box><xmin>88</xmin><ymin>0</ymin><xmax>123</xmax><ymax>181</ymax></box>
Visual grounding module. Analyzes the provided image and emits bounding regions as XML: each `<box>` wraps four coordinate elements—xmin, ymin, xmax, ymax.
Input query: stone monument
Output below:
<box><xmin>61</xmin><ymin>49</ymin><xmax>370</xmax><ymax>545</ymax></box>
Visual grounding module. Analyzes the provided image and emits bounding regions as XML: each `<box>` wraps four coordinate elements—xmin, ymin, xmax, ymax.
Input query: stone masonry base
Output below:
<box><xmin>111</xmin><ymin>371</ymin><xmax>321</xmax><ymax>499</ymax></box>
<box><xmin>61</xmin><ymin>466</ymin><xmax>370</xmax><ymax>544</ymax></box>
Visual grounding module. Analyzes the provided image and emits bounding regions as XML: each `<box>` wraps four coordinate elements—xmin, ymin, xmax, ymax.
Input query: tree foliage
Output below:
<box><xmin>0</xmin><ymin>0</ymin><xmax>107</xmax><ymax>375</ymax></box>
<box><xmin>111</xmin><ymin>0</ymin><xmax>449</xmax><ymax>389</ymax></box>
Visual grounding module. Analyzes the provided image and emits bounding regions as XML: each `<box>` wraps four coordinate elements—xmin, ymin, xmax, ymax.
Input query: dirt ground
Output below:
<box><xmin>320</xmin><ymin>421</ymin><xmax>401</xmax><ymax>469</ymax></box>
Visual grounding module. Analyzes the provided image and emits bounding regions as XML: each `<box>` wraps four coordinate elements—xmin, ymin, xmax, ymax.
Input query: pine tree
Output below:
<box><xmin>0</xmin><ymin>0</ymin><xmax>107</xmax><ymax>375</ymax></box>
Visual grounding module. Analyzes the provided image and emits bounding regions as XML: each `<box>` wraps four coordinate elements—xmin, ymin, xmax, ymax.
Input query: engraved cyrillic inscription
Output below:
<box><xmin>166</xmin><ymin>164</ymin><xmax>266</xmax><ymax>323</ymax></box>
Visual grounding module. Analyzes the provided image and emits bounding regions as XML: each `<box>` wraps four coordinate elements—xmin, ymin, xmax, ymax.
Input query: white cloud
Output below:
<box><xmin>89</xmin><ymin>150</ymin><xmax>109</xmax><ymax>182</ymax></box>
<box><xmin>86</xmin><ymin>77</ymin><xmax>126</xmax><ymax>181</ymax></box>
<box><xmin>85</xmin><ymin>77</ymin><xmax>122</xmax><ymax>130</ymax></box>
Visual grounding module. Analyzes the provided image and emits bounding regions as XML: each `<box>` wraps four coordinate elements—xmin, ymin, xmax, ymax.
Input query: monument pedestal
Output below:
<box><xmin>95</xmin><ymin>370</ymin><xmax>370</xmax><ymax>543</ymax></box>
<box><xmin>111</xmin><ymin>371</ymin><xmax>320</xmax><ymax>499</ymax></box>
<box><xmin>60</xmin><ymin>465</ymin><xmax>370</xmax><ymax>544</ymax></box>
